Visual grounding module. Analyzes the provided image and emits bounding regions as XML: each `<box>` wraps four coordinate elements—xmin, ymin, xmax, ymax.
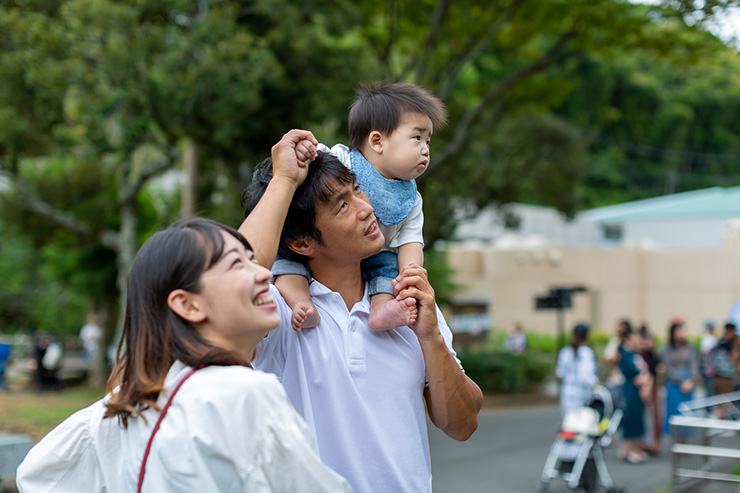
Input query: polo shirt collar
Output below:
<box><xmin>308</xmin><ymin>279</ymin><xmax>371</xmax><ymax>314</ymax></box>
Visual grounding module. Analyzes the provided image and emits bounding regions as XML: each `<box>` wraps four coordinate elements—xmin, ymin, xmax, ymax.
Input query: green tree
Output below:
<box><xmin>552</xmin><ymin>23</ymin><xmax>740</xmax><ymax>206</ymax></box>
<box><xmin>0</xmin><ymin>0</ymin><xmax>374</xmax><ymax>386</ymax></box>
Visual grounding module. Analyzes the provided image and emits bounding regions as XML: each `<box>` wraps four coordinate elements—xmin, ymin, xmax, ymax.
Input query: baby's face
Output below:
<box><xmin>376</xmin><ymin>112</ymin><xmax>433</xmax><ymax>181</ymax></box>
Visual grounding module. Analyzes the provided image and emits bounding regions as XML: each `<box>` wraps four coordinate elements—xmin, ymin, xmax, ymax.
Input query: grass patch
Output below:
<box><xmin>0</xmin><ymin>387</ymin><xmax>103</xmax><ymax>442</ymax></box>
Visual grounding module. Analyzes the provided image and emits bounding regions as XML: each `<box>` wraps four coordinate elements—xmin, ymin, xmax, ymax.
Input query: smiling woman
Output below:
<box><xmin>173</xmin><ymin>230</ymin><xmax>282</xmax><ymax>361</ymax></box>
<box><xmin>15</xmin><ymin>218</ymin><xmax>352</xmax><ymax>493</ymax></box>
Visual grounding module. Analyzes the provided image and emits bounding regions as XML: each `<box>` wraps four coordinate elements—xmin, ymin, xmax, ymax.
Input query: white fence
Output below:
<box><xmin>670</xmin><ymin>391</ymin><xmax>740</xmax><ymax>491</ymax></box>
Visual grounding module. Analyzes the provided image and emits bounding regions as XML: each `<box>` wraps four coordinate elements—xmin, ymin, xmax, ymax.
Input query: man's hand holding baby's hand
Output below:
<box><xmin>393</xmin><ymin>263</ymin><xmax>439</xmax><ymax>341</ymax></box>
<box><xmin>271</xmin><ymin>129</ymin><xmax>318</xmax><ymax>189</ymax></box>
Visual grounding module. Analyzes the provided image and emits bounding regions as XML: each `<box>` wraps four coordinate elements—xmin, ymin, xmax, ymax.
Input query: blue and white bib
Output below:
<box><xmin>350</xmin><ymin>149</ymin><xmax>417</xmax><ymax>227</ymax></box>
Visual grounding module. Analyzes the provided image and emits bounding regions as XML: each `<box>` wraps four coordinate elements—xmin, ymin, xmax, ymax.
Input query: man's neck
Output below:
<box><xmin>308</xmin><ymin>258</ymin><xmax>365</xmax><ymax>310</ymax></box>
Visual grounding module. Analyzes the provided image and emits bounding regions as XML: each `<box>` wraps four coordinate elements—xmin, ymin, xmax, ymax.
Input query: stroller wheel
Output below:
<box><xmin>577</xmin><ymin>458</ymin><xmax>597</xmax><ymax>491</ymax></box>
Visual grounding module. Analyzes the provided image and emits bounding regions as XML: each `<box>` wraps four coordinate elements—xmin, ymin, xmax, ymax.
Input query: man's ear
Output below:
<box><xmin>167</xmin><ymin>289</ymin><xmax>206</xmax><ymax>323</ymax></box>
<box><xmin>367</xmin><ymin>130</ymin><xmax>384</xmax><ymax>154</ymax></box>
<box><xmin>287</xmin><ymin>236</ymin><xmax>316</xmax><ymax>257</ymax></box>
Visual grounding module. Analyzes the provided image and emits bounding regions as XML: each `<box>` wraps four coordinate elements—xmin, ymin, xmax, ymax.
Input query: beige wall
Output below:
<box><xmin>445</xmin><ymin>234</ymin><xmax>740</xmax><ymax>338</ymax></box>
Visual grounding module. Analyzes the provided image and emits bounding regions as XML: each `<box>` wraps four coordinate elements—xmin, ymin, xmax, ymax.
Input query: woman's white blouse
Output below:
<box><xmin>555</xmin><ymin>345</ymin><xmax>598</xmax><ymax>413</ymax></box>
<box><xmin>16</xmin><ymin>362</ymin><xmax>352</xmax><ymax>492</ymax></box>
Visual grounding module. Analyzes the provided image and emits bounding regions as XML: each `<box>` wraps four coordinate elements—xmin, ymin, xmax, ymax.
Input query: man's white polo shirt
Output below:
<box><xmin>253</xmin><ymin>282</ymin><xmax>461</xmax><ymax>493</ymax></box>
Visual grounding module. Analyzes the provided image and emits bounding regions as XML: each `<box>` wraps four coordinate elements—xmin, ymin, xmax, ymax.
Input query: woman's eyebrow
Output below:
<box><xmin>219</xmin><ymin>247</ymin><xmax>240</xmax><ymax>262</ymax></box>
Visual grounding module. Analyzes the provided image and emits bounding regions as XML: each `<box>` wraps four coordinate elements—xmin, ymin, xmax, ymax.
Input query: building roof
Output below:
<box><xmin>582</xmin><ymin>186</ymin><xmax>740</xmax><ymax>223</ymax></box>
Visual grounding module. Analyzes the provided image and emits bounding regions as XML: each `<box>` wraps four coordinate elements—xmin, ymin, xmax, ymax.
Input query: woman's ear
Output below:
<box><xmin>167</xmin><ymin>289</ymin><xmax>206</xmax><ymax>323</ymax></box>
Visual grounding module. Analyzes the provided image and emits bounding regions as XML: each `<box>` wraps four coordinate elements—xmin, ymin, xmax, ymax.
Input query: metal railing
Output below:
<box><xmin>670</xmin><ymin>391</ymin><xmax>740</xmax><ymax>491</ymax></box>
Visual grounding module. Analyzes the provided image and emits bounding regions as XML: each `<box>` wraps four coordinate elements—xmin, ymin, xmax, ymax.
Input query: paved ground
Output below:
<box><xmin>3</xmin><ymin>392</ymin><xmax>738</xmax><ymax>492</ymax></box>
<box><xmin>429</xmin><ymin>404</ymin><xmax>740</xmax><ymax>493</ymax></box>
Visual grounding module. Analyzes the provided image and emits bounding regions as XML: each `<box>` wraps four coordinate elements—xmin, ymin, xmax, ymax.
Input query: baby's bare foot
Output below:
<box><xmin>292</xmin><ymin>300</ymin><xmax>320</xmax><ymax>332</ymax></box>
<box><xmin>368</xmin><ymin>297</ymin><xmax>417</xmax><ymax>331</ymax></box>
<box><xmin>407</xmin><ymin>302</ymin><xmax>418</xmax><ymax>326</ymax></box>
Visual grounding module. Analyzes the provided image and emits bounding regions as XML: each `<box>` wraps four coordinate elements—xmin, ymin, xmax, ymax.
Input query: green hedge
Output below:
<box><xmin>458</xmin><ymin>348</ymin><xmax>553</xmax><ymax>393</ymax></box>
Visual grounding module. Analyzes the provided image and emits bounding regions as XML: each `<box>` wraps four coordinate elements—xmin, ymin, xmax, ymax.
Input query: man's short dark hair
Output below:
<box><xmin>241</xmin><ymin>150</ymin><xmax>355</xmax><ymax>263</ymax></box>
<box><xmin>348</xmin><ymin>81</ymin><xmax>448</xmax><ymax>150</ymax></box>
<box><xmin>573</xmin><ymin>323</ymin><xmax>590</xmax><ymax>340</ymax></box>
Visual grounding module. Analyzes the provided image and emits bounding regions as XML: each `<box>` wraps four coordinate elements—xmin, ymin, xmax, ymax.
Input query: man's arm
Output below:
<box><xmin>394</xmin><ymin>264</ymin><xmax>483</xmax><ymax>441</ymax></box>
<box><xmin>238</xmin><ymin>129</ymin><xmax>318</xmax><ymax>267</ymax></box>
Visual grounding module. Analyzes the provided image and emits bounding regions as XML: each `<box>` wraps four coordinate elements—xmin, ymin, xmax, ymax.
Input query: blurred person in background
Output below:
<box><xmin>602</xmin><ymin>318</ymin><xmax>632</xmax><ymax>410</ymax></box>
<box><xmin>662</xmin><ymin>320</ymin><xmax>699</xmax><ymax>434</ymax></box>
<box><xmin>30</xmin><ymin>333</ymin><xmax>63</xmax><ymax>392</ymax></box>
<box><xmin>0</xmin><ymin>337</ymin><xmax>10</xmax><ymax>391</ymax></box>
<box><xmin>699</xmin><ymin>320</ymin><xmax>718</xmax><ymax>397</ymax></box>
<box><xmin>639</xmin><ymin>324</ymin><xmax>662</xmax><ymax>454</ymax></box>
<box><xmin>555</xmin><ymin>323</ymin><xmax>598</xmax><ymax>415</ymax></box>
<box><xmin>708</xmin><ymin>323</ymin><xmax>739</xmax><ymax>401</ymax></box>
<box><xmin>504</xmin><ymin>322</ymin><xmax>527</xmax><ymax>354</ymax></box>
<box><xmin>700</xmin><ymin>319</ymin><xmax>718</xmax><ymax>398</ymax></box>
<box><xmin>79</xmin><ymin>311</ymin><xmax>102</xmax><ymax>363</ymax></box>
<box><xmin>618</xmin><ymin>325</ymin><xmax>651</xmax><ymax>464</ymax></box>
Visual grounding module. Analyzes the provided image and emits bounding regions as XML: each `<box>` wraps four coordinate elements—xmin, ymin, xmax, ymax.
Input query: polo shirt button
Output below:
<box><xmin>351</xmin><ymin>325</ymin><xmax>357</xmax><ymax>333</ymax></box>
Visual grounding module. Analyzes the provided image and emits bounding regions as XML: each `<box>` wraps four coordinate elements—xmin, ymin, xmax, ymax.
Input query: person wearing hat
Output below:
<box><xmin>555</xmin><ymin>323</ymin><xmax>598</xmax><ymax>415</ymax></box>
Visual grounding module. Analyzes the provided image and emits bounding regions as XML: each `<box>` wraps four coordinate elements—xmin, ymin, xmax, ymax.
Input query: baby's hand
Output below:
<box><xmin>291</xmin><ymin>299</ymin><xmax>320</xmax><ymax>332</ymax></box>
<box><xmin>295</xmin><ymin>139</ymin><xmax>318</xmax><ymax>166</ymax></box>
<box><xmin>271</xmin><ymin>129</ymin><xmax>317</xmax><ymax>188</ymax></box>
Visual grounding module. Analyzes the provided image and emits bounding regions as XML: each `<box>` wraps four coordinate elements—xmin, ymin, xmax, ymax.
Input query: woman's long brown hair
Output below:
<box><xmin>105</xmin><ymin>218</ymin><xmax>251</xmax><ymax>426</ymax></box>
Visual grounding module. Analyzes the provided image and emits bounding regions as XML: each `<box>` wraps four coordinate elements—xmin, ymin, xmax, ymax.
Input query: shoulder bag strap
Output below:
<box><xmin>137</xmin><ymin>366</ymin><xmax>204</xmax><ymax>493</ymax></box>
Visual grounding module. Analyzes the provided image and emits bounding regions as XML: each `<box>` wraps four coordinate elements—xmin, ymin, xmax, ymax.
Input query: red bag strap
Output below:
<box><xmin>137</xmin><ymin>366</ymin><xmax>204</xmax><ymax>493</ymax></box>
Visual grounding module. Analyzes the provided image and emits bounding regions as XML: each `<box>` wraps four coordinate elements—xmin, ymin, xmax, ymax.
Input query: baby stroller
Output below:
<box><xmin>540</xmin><ymin>385</ymin><xmax>624</xmax><ymax>492</ymax></box>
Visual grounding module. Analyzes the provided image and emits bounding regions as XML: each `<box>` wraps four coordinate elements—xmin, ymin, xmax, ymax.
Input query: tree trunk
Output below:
<box><xmin>180</xmin><ymin>137</ymin><xmax>197</xmax><ymax>218</ymax></box>
<box><xmin>111</xmin><ymin>201</ymin><xmax>138</xmax><ymax>365</ymax></box>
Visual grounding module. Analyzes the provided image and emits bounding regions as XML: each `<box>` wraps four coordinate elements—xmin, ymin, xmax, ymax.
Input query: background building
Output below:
<box><xmin>445</xmin><ymin>186</ymin><xmax>740</xmax><ymax>338</ymax></box>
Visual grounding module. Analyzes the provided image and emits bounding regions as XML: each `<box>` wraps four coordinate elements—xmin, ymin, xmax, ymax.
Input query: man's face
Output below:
<box><xmin>309</xmin><ymin>178</ymin><xmax>385</xmax><ymax>264</ymax></box>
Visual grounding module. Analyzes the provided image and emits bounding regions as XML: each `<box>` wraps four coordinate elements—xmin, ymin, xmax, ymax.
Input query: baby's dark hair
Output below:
<box><xmin>241</xmin><ymin>150</ymin><xmax>355</xmax><ymax>263</ymax></box>
<box><xmin>348</xmin><ymin>81</ymin><xmax>448</xmax><ymax>150</ymax></box>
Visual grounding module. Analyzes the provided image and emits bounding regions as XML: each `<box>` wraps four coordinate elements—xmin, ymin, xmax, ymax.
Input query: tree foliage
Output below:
<box><xmin>553</xmin><ymin>22</ymin><xmax>740</xmax><ymax>206</ymax></box>
<box><xmin>0</xmin><ymin>225</ymin><xmax>89</xmax><ymax>335</ymax></box>
<box><xmin>0</xmin><ymin>0</ymin><xmax>377</xmax><ymax>343</ymax></box>
<box><xmin>0</xmin><ymin>0</ymin><xmax>739</xmax><ymax>350</ymax></box>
